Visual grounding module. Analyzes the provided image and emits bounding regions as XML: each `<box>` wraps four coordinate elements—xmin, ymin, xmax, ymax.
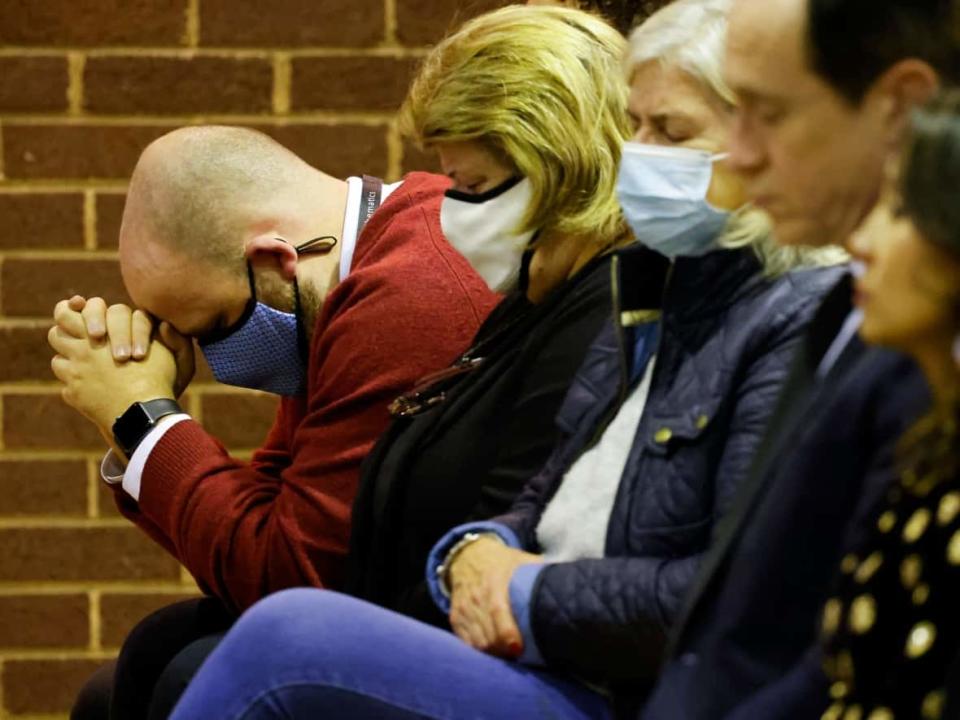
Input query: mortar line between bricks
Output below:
<box><xmin>0</xmin><ymin>249</ymin><xmax>117</xmax><ymax>260</ymax></box>
<box><xmin>89</xmin><ymin>589</ymin><xmax>101</xmax><ymax>651</ymax></box>
<box><xmin>272</xmin><ymin>53</ymin><xmax>292</xmax><ymax>116</ymax></box>
<box><xmin>67</xmin><ymin>53</ymin><xmax>85</xmax><ymax>115</ymax></box>
<box><xmin>385</xmin><ymin>0</ymin><xmax>399</xmax><ymax>45</ymax></box>
<box><xmin>187</xmin><ymin>392</ymin><xmax>202</xmax><ymax>422</ymax></box>
<box><xmin>0</xmin><ymin>517</ymin><xmax>129</xmax><ymax>528</ymax></box>
<box><xmin>386</xmin><ymin>118</ymin><xmax>402</xmax><ymax>183</ymax></box>
<box><xmin>0</xmin><ymin>449</ymin><xmax>96</xmax><ymax>460</ymax></box>
<box><xmin>0</xmin><ymin>583</ymin><xmax>198</xmax><ymax>595</ymax></box>
<box><xmin>0</xmin><ymin>47</ymin><xmax>430</xmax><ymax>58</ymax></box>
<box><xmin>0</xmin><ymin>649</ymin><xmax>118</xmax><ymax>660</ymax></box>
<box><xmin>0</xmin><ymin>182</ymin><xmax>127</xmax><ymax>192</ymax></box>
<box><xmin>86</xmin><ymin>457</ymin><xmax>98</xmax><ymax>519</ymax></box>
<box><xmin>0</xmin><ymin>112</ymin><xmax>398</xmax><ymax>125</ymax></box>
<box><xmin>0</xmin><ymin>385</ymin><xmax>61</xmax><ymax>395</ymax></box>
<box><xmin>0</xmin><ymin>318</ymin><xmax>59</xmax><ymax>328</ymax></box>
<box><xmin>186</xmin><ymin>0</ymin><xmax>200</xmax><ymax>48</ymax></box>
<box><xmin>83</xmin><ymin>190</ymin><xmax>96</xmax><ymax>250</ymax></box>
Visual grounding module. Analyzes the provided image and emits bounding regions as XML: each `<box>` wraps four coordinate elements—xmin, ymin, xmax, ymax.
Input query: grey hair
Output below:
<box><xmin>625</xmin><ymin>0</ymin><xmax>848</xmax><ymax>276</ymax></box>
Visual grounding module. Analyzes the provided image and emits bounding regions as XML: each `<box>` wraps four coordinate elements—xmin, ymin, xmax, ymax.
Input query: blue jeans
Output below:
<box><xmin>170</xmin><ymin>589</ymin><xmax>613</xmax><ymax>720</ymax></box>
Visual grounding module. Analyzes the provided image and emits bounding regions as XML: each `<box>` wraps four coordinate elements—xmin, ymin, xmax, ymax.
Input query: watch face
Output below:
<box><xmin>113</xmin><ymin>402</ymin><xmax>152</xmax><ymax>453</ymax></box>
<box><xmin>112</xmin><ymin>399</ymin><xmax>182</xmax><ymax>457</ymax></box>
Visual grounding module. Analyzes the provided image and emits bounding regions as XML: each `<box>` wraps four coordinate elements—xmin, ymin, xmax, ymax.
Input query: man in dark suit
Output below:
<box><xmin>642</xmin><ymin>0</ymin><xmax>958</xmax><ymax>717</ymax></box>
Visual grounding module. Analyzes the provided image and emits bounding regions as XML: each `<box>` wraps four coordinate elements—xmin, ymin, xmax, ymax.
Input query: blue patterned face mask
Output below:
<box><xmin>199</xmin><ymin>237</ymin><xmax>335</xmax><ymax>396</ymax></box>
<box><xmin>617</xmin><ymin>143</ymin><xmax>731</xmax><ymax>259</ymax></box>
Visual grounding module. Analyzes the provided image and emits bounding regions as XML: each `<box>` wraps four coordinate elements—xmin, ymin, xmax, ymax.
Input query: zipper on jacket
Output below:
<box><xmin>582</xmin><ymin>259</ymin><xmax>674</xmax><ymax>451</ymax></box>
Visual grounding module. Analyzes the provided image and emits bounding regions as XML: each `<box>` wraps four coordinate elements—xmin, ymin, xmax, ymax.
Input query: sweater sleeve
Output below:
<box><xmin>526</xmin><ymin>291</ymin><xmax>816</xmax><ymax>683</ymax></box>
<box><xmin>116</xmin><ymin>186</ymin><xmax>497</xmax><ymax>613</ymax></box>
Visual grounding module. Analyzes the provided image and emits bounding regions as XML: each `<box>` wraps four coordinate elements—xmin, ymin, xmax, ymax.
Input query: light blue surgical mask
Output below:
<box><xmin>617</xmin><ymin>143</ymin><xmax>731</xmax><ymax>259</ymax></box>
<box><xmin>199</xmin><ymin>237</ymin><xmax>335</xmax><ymax>396</ymax></box>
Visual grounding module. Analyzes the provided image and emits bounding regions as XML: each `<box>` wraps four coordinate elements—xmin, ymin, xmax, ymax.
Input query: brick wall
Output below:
<box><xmin>0</xmin><ymin>0</ymin><xmax>508</xmax><ymax>715</ymax></box>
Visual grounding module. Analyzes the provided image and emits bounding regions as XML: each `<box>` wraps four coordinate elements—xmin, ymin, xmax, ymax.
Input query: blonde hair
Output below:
<box><xmin>626</xmin><ymin>0</ymin><xmax>848</xmax><ymax>275</ymax></box>
<box><xmin>401</xmin><ymin>5</ymin><xmax>632</xmax><ymax>251</ymax></box>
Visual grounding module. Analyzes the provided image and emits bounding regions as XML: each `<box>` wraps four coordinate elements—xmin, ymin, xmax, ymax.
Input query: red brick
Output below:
<box><xmin>0</xmin><ymin>526</ymin><xmax>180</xmax><ymax>582</ymax></box>
<box><xmin>0</xmin><ymin>193</ymin><xmax>84</xmax><ymax>249</ymax></box>
<box><xmin>0</xmin><ymin>56</ymin><xmax>69</xmax><ymax>112</ymax></box>
<box><xmin>201</xmin><ymin>392</ymin><xmax>279</xmax><ymax>448</ymax></box>
<box><xmin>0</xmin><ymin>326</ymin><xmax>54</xmax><ymax>383</ymax></box>
<box><xmin>3</xmin><ymin>124</ymin><xmax>168</xmax><ymax>180</ymax></box>
<box><xmin>291</xmin><ymin>56</ymin><xmax>418</xmax><ymax>112</ymax></box>
<box><xmin>4</xmin><ymin>393</ymin><xmax>111</xmax><ymax>451</ymax></box>
<box><xmin>0</xmin><ymin>459</ymin><xmax>88</xmax><ymax>516</ymax></box>
<box><xmin>96</xmin><ymin>192</ymin><xmax>127</xmax><ymax>249</ymax></box>
<box><xmin>397</xmin><ymin>0</ymin><xmax>514</xmax><ymax>45</ymax></box>
<box><xmin>402</xmin><ymin>140</ymin><xmax>443</xmax><ymax>175</ymax></box>
<box><xmin>258</xmin><ymin>124</ymin><xmax>389</xmax><ymax>179</ymax></box>
<box><xmin>3</xmin><ymin>123</ymin><xmax>388</xmax><ymax>181</ymax></box>
<box><xmin>201</xmin><ymin>0</ymin><xmax>383</xmax><ymax>48</ymax></box>
<box><xmin>0</xmin><ymin>326</ymin><xmax>53</xmax><ymax>383</ymax></box>
<box><xmin>3</xmin><ymin>659</ymin><xmax>107</xmax><ymax>715</ymax></box>
<box><xmin>85</xmin><ymin>56</ymin><xmax>273</xmax><ymax>115</ymax></box>
<box><xmin>97</xmin><ymin>477</ymin><xmax>124</xmax><ymax>519</ymax></box>
<box><xmin>0</xmin><ymin>594</ymin><xmax>88</xmax><ymax>647</ymax></box>
<box><xmin>1</xmin><ymin>257</ymin><xmax>129</xmax><ymax>318</ymax></box>
<box><xmin>100</xmin><ymin>591</ymin><xmax>201</xmax><ymax>647</ymax></box>
<box><xmin>0</xmin><ymin>0</ymin><xmax>188</xmax><ymax>47</ymax></box>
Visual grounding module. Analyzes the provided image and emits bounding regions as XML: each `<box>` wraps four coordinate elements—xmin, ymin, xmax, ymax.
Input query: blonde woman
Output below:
<box><xmin>168</xmin><ymin>2</ymin><xmax>843</xmax><ymax>718</ymax></box>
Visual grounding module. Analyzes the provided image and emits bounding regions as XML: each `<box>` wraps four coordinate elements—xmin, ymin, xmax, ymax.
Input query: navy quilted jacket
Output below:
<box><xmin>493</xmin><ymin>243</ymin><xmax>844</xmax><ymax>689</ymax></box>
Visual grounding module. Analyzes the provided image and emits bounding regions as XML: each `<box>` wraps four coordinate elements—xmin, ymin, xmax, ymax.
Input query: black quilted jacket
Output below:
<box><xmin>493</xmin><ymin>243</ymin><xmax>844</xmax><ymax>698</ymax></box>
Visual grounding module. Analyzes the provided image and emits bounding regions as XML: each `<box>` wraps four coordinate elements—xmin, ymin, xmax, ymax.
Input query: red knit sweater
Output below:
<box><xmin>115</xmin><ymin>172</ymin><xmax>499</xmax><ymax>611</ymax></box>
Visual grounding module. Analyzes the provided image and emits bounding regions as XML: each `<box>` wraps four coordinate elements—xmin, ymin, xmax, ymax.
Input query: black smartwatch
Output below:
<box><xmin>112</xmin><ymin>398</ymin><xmax>184</xmax><ymax>458</ymax></box>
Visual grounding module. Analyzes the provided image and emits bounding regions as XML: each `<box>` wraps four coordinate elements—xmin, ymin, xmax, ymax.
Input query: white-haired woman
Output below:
<box><xmin>168</xmin><ymin>2</ymin><xmax>844</xmax><ymax>718</ymax></box>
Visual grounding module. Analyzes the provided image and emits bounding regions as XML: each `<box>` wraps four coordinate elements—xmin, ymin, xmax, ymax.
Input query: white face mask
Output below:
<box><xmin>441</xmin><ymin>177</ymin><xmax>536</xmax><ymax>293</ymax></box>
<box><xmin>617</xmin><ymin>143</ymin><xmax>731</xmax><ymax>259</ymax></box>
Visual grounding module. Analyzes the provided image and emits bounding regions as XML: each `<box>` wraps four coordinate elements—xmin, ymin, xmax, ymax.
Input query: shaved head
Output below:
<box><xmin>122</xmin><ymin>126</ymin><xmax>315</xmax><ymax>268</ymax></box>
<box><xmin>117</xmin><ymin>125</ymin><xmax>347</xmax><ymax>340</ymax></box>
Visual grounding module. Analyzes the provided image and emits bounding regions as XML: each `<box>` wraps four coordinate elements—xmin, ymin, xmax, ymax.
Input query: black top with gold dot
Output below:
<box><xmin>819</xmin><ymin>471</ymin><xmax>960</xmax><ymax>719</ymax></box>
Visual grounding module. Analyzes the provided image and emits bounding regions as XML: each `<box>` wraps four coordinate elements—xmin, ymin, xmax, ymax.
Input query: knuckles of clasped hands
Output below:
<box><xmin>47</xmin><ymin>296</ymin><xmax>195</xmax><ymax>431</ymax></box>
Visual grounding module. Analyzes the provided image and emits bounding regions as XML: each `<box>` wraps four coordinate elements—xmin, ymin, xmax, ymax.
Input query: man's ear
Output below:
<box><xmin>243</xmin><ymin>235</ymin><xmax>299</xmax><ymax>280</ymax></box>
<box><xmin>872</xmin><ymin>59</ymin><xmax>940</xmax><ymax>141</ymax></box>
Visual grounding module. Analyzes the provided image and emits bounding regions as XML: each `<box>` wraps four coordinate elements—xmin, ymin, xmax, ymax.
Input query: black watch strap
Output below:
<box><xmin>112</xmin><ymin>398</ymin><xmax>184</xmax><ymax>458</ymax></box>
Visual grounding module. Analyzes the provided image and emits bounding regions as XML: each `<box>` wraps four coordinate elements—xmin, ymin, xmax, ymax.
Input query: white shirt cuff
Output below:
<box><xmin>99</xmin><ymin>414</ymin><xmax>191</xmax><ymax>501</ymax></box>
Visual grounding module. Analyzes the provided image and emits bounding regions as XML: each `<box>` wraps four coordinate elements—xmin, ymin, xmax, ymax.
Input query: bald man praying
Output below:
<box><xmin>49</xmin><ymin>125</ymin><xmax>498</xmax><ymax>718</ymax></box>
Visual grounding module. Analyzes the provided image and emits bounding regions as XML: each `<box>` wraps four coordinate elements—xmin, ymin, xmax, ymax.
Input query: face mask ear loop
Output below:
<box><xmin>295</xmin><ymin>235</ymin><xmax>339</xmax><ymax>256</ymax></box>
<box><xmin>286</xmin><ymin>236</ymin><xmax>338</xmax><ymax>361</ymax></box>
